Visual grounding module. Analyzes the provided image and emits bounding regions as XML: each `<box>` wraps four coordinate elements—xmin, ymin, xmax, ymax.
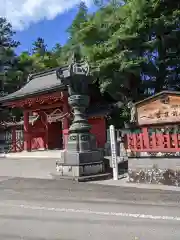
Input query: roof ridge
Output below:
<box><xmin>29</xmin><ymin>60</ymin><xmax>87</xmax><ymax>80</ymax></box>
<box><xmin>30</xmin><ymin>67</ymin><xmax>59</xmax><ymax>80</ymax></box>
<box><xmin>135</xmin><ymin>90</ymin><xmax>180</xmax><ymax>106</ymax></box>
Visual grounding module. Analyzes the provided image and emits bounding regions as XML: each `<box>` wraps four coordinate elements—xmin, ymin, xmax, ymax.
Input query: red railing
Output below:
<box><xmin>126</xmin><ymin>127</ymin><xmax>180</xmax><ymax>152</ymax></box>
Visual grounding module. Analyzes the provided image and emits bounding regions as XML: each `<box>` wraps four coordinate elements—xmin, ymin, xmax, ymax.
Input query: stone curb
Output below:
<box><xmin>0</xmin><ymin>156</ymin><xmax>59</xmax><ymax>159</ymax></box>
<box><xmin>90</xmin><ymin>179</ymin><xmax>180</xmax><ymax>192</ymax></box>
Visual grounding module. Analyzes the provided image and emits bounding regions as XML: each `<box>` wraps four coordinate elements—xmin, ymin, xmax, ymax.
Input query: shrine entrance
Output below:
<box><xmin>47</xmin><ymin>120</ymin><xmax>63</xmax><ymax>150</ymax></box>
<box><xmin>45</xmin><ymin>108</ymin><xmax>70</xmax><ymax>150</ymax></box>
<box><xmin>26</xmin><ymin>107</ymin><xmax>69</xmax><ymax>152</ymax></box>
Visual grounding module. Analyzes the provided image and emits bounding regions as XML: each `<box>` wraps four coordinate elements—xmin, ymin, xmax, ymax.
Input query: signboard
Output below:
<box><xmin>109</xmin><ymin>125</ymin><xmax>118</xmax><ymax>180</ymax></box>
<box><xmin>137</xmin><ymin>95</ymin><xmax>180</xmax><ymax>125</ymax></box>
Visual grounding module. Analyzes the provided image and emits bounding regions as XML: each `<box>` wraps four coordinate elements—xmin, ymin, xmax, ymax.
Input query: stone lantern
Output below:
<box><xmin>56</xmin><ymin>55</ymin><xmax>105</xmax><ymax>179</ymax></box>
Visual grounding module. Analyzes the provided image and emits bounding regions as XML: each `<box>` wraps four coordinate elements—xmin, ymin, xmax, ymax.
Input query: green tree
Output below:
<box><xmin>32</xmin><ymin>37</ymin><xmax>47</xmax><ymax>56</ymax></box>
<box><xmin>67</xmin><ymin>1</ymin><xmax>88</xmax><ymax>38</ymax></box>
<box><xmin>76</xmin><ymin>3</ymin><xmax>144</xmax><ymax>103</ymax></box>
<box><xmin>51</xmin><ymin>43</ymin><xmax>66</xmax><ymax>66</ymax></box>
<box><xmin>65</xmin><ymin>1</ymin><xmax>89</xmax><ymax>61</ymax></box>
<box><xmin>77</xmin><ymin>0</ymin><xmax>180</xmax><ymax>100</ymax></box>
<box><xmin>130</xmin><ymin>0</ymin><xmax>180</xmax><ymax>94</ymax></box>
<box><xmin>148</xmin><ymin>0</ymin><xmax>180</xmax><ymax>92</ymax></box>
<box><xmin>31</xmin><ymin>38</ymin><xmax>59</xmax><ymax>71</ymax></box>
<box><xmin>0</xmin><ymin>18</ymin><xmax>19</xmax><ymax>93</ymax></box>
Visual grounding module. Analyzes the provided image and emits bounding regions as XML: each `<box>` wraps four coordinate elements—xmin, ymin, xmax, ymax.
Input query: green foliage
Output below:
<box><xmin>65</xmin><ymin>1</ymin><xmax>89</xmax><ymax>61</ymax></box>
<box><xmin>1</xmin><ymin>0</ymin><xmax>180</xmax><ymax>126</ymax></box>
<box><xmin>0</xmin><ymin>18</ymin><xmax>20</xmax><ymax>92</ymax></box>
<box><xmin>32</xmin><ymin>37</ymin><xmax>47</xmax><ymax>56</ymax></box>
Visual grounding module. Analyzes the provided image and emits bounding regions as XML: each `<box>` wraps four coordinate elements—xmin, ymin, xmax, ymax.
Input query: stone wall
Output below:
<box><xmin>128</xmin><ymin>157</ymin><xmax>180</xmax><ymax>170</ymax></box>
<box><xmin>128</xmin><ymin>157</ymin><xmax>180</xmax><ymax>186</ymax></box>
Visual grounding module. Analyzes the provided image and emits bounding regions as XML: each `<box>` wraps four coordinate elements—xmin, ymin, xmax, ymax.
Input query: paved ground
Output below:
<box><xmin>0</xmin><ymin>177</ymin><xmax>180</xmax><ymax>240</ymax></box>
<box><xmin>91</xmin><ymin>178</ymin><xmax>180</xmax><ymax>192</ymax></box>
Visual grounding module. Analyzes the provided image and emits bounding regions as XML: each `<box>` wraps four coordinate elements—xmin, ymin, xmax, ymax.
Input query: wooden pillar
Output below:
<box><xmin>24</xmin><ymin>111</ymin><xmax>31</xmax><ymax>151</ymax></box>
<box><xmin>62</xmin><ymin>91</ymin><xmax>69</xmax><ymax>149</ymax></box>
<box><xmin>138</xmin><ymin>133</ymin><xmax>144</xmax><ymax>150</ymax></box>
<box><xmin>151</xmin><ymin>133</ymin><xmax>157</xmax><ymax>150</ymax></box>
<box><xmin>12</xmin><ymin>126</ymin><xmax>16</xmax><ymax>152</ymax></box>
<box><xmin>142</xmin><ymin>127</ymin><xmax>150</xmax><ymax>150</ymax></box>
<box><xmin>172</xmin><ymin>134</ymin><xmax>178</xmax><ymax>149</ymax></box>
<box><xmin>126</xmin><ymin>134</ymin><xmax>132</xmax><ymax>150</ymax></box>
<box><xmin>164</xmin><ymin>133</ymin><xmax>171</xmax><ymax>150</ymax></box>
<box><xmin>132</xmin><ymin>133</ymin><xmax>137</xmax><ymax>151</ymax></box>
<box><xmin>44</xmin><ymin>112</ymin><xmax>48</xmax><ymax>150</ymax></box>
<box><xmin>40</xmin><ymin>111</ymin><xmax>48</xmax><ymax>150</ymax></box>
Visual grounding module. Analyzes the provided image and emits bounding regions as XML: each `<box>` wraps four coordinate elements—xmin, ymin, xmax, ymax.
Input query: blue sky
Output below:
<box><xmin>14</xmin><ymin>8</ymin><xmax>78</xmax><ymax>54</ymax></box>
<box><xmin>1</xmin><ymin>0</ymin><xmax>98</xmax><ymax>55</ymax></box>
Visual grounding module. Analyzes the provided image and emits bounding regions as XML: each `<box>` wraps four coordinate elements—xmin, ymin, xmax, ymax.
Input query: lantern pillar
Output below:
<box><xmin>23</xmin><ymin>111</ymin><xmax>31</xmax><ymax>151</ymax></box>
<box><xmin>62</xmin><ymin>92</ymin><xmax>69</xmax><ymax>149</ymax></box>
<box><xmin>56</xmin><ymin>57</ymin><xmax>104</xmax><ymax>179</ymax></box>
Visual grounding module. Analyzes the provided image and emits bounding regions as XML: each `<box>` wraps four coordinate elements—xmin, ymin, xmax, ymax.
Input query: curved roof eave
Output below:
<box><xmin>0</xmin><ymin>67</ymin><xmax>67</xmax><ymax>104</ymax></box>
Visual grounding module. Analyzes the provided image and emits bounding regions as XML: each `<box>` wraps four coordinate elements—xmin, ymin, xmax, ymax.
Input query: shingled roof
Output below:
<box><xmin>0</xmin><ymin>67</ymin><xmax>67</xmax><ymax>103</ymax></box>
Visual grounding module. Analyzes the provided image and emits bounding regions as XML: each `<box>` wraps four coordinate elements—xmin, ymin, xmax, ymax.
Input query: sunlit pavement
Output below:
<box><xmin>0</xmin><ymin>177</ymin><xmax>180</xmax><ymax>240</ymax></box>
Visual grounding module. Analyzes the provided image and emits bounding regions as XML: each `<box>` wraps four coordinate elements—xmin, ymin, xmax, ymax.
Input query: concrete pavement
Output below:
<box><xmin>0</xmin><ymin>158</ymin><xmax>58</xmax><ymax>179</ymax></box>
<box><xmin>0</xmin><ymin>178</ymin><xmax>180</xmax><ymax>239</ymax></box>
<box><xmin>91</xmin><ymin>177</ymin><xmax>180</xmax><ymax>192</ymax></box>
<box><xmin>1</xmin><ymin>156</ymin><xmax>180</xmax><ymax>193</ymax></box>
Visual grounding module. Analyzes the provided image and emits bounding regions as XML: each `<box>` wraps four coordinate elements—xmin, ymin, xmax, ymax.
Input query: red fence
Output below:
<box><xmin>126</xmin><ymin>127</ymin><xmax>180</xmax><ymax>152</ymax></box>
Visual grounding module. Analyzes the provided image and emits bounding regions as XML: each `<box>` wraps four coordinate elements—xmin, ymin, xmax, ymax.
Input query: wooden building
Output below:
<box><xmin>0</xmin><ymin>67</ymin><xmax>116</xmax><ymax>153</ymax></box>
<box><xmin>126</xmin><ymin>91</ymin><xmax>180</xmax><ymax>155</ymax></box>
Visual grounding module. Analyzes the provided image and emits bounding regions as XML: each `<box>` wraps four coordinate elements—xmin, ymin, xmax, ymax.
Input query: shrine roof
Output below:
<box><xmin>135</xmin><ymin>90</ymin><xmax>180</xmax><ymax>106</ymax></box>
<box><xmin>0</xmin><ymin>67</ymin><xmax>67</xmax><ymax>103</ymax></box>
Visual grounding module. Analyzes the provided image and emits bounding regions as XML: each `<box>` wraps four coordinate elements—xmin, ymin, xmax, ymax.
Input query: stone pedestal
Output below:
<box><xmin>57</xmin><ymin>151</ymin><xmax>104</xmax><ymax>178</ymax></box>
<box><xmin>56</xmin><ymin>95</ymin><xmax>105</xmax><ymax>179</ymax></box>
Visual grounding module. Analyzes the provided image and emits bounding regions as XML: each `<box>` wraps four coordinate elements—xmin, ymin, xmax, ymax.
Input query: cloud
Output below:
<box><xmin>1</xmin><ymin>0</ymin><xmax>92</xmax><ymax>31</ymax></box>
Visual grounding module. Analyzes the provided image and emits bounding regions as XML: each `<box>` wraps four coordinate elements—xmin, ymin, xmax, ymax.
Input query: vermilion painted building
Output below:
<box><xmin>0</xmin><ymin>67</ymin><xmax>116</xmax><ymax>153</ymax></box>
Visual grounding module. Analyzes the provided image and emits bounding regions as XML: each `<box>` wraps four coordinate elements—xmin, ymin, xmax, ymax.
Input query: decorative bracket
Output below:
<box><xmin>44</xmin><ymin>109</ymin><xmax>70</xmax><ymax>124</ymax></box>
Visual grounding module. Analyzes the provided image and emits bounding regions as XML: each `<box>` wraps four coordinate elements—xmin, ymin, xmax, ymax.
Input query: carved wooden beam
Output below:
<box><xmin>5</xmin><ymin>92</ymin><xmax>64</xmax><ymax>109</ymax></box>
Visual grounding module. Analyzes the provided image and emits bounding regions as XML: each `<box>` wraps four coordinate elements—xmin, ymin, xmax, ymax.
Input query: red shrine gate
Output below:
<box><xmin>0</xmin><ymin>91</ymin><xmax>69</xmax><ymax>152</ymax></box>
<box><xmin>0</xmin><ymin>68</ymin><xmax>108</xmax><ymax>153</ymax></box>
<box><xmin>125</xmin><ymin>91</ymin><xmax>180</xmax><ymax>156</ymax></box>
